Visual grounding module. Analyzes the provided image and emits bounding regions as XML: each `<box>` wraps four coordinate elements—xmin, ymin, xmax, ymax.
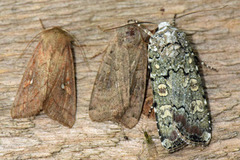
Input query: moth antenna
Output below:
<box><xmin>97</xmin><ymin>25</ymin><xmax>106</xmax><ymax>32</ymax></box>
<box><xmin>39</xmin><ymin>18</ymin><xmax>46</xmax><ymax>30</ymax></box>
<box><xmin>201</xmin><ymin>61</ymin><xmax>218</xmax><ymax>72</ymax></box>
<box><xmin>73</xmin><ymin>44</ymin><xmax>90</xmax><ymax>72</ymax></box>
<box><xmin>127</xmin><ymin>19</ymin><xmax>154</xmax><ymax>37</ymax></box>
<box><xmin>60</xmin><ymin>27</ymin><xmax>91</xmax><ymax>72</ymax></box>
<box><xmin>195</xmin><ymin>54</ymin><xmax>218</xmax><ymax>72</ymax></box>
<box><xmin>127</xmin><ymin>19</ymin><xmax>139</xmax><ymax>24</ymax></box>
<box><xmin>172</xmin><ymin>6</ymin><xmax>227</xmax><ymax>28</ymax></box>
<box><xmin>73</xmin><ymin>40</ymin><xmax>92</xmax><ymax>72</ymax></box>
<box><xmin>175</xmin><ymin>5</ymin><xmax>228</xmax><ymax>20</ymax></box>
<box><xmin>98</xmin><ymin>24</ymin><xmax>132</xmax><ymax>32</ymax></box>
<box><xmin>98</xmin><ymin>20</ymin><xmax>155</xmax><ymax>32</ymax></box>
<box><xmin>172</xmin><ymin>14</ymin><xmax>177</xmax><ymax>26</ymax></box>
<box><xmin>89</xmin><ymin>44</ymin><xmax>109</xmax><ymax>59</ymax></box>
<box><xmin>15</xmin><ymin>19</ymin><xmax>47</xmax><ymax>63</ymax></box>
<box><xmin>127</xmin><ymin>19</ymin><xmax>156</xmax><ymax>25</ymax></box>
<box><xmin>15</xmin><ymin>34</ymin><xmax>41</xmax><ymax>63</ymax></box>
<box><xmin>79</xmin><ymin>45</ymin><xmax>92</xmax><ymax>72</ymax></box>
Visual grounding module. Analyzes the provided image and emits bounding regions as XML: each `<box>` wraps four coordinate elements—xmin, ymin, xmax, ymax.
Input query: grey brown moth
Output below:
<box><xmin>89</xmin><ymin>24</ymin><xmax>148</xmax><ymax>129</ymax></box>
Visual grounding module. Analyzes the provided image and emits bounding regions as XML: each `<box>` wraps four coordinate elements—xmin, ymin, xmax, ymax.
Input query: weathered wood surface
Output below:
<box><xmin>0</xmin><ymin>0</ymin><xmax>239</xmax><ymax>159</ymax></box>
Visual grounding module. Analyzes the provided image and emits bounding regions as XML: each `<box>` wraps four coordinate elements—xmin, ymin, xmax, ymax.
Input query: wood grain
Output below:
<box><xmin>0</xmin><ymin>0</ymin><xmax>239</xmax><ymax>159</ymax></box>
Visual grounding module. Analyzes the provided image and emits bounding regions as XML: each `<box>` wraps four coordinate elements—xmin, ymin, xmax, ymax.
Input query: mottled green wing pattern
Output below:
<box><xmin>148</xmin><ymin>22</ymin><xmax>211</xmax><ymax>152</ymax></box>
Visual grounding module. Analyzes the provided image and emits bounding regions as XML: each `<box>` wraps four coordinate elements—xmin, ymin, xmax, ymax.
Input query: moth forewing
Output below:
<box><xmin>12</xmin><ymin>27</ymin><xmax>76</xmax><ymax>128</ymax></box>
<box><xmin>143</xmin><ymin>22</ymin><xmax>212</xmax><ymax>152</ymax></box>
<box><xmin>89</xmin><ymin>24</ymin><xmax>148</xmax><ymax>129</ymax></box>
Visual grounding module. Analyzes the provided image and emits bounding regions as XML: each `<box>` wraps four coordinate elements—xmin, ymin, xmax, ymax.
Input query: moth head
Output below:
<box><xmin>42</xmin><ymin>27</ymin><xmax>74</xmax><ymax>42</ymax></box>
<box><xmin>158</xmin><ymin>22</ymin><xmax>171</xmax><ymax>30</ymax></box>
<box><xmin>41</xmin><ymin>27</ymin><xmax>74</xmax><ymax>51</ymax></box>
<box><xmin>117</xmin><ymin>25</ymin><xmax>142</xmax><ymax>47</ymax></box>
<box><xmin>152</xmin><ymin>22</ymin><xmax>183</xmax><ymax>58</ymax></box>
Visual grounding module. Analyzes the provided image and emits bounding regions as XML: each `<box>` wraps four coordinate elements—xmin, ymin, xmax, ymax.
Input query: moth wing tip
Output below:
<box><xmin>48</xmin><ymin>115</ymin><xmax>76</xmax><ymax>128</ymax></box>
<box><xmin>121</xmin><ymin>119</ymin><xmax>138</xmax><ymax>129</ymax></box>
<box><xmin>88</xmin><ymin>110</ymin><xmax>103</xmax><ymax>121</ymax></box>
<box><xmin>10</xmin><ymin>107</ymin><xmax>18</xmax><ymax>118</ymax></box>
<box><xmin>65</xmin><ymin>123</ymin><xmax>74</xmax><ymax>128</ymax></box>
<box><xmin>66</xmin><ymin>118</ymin><xmax>76</xmax><ymax>128</ymax></box>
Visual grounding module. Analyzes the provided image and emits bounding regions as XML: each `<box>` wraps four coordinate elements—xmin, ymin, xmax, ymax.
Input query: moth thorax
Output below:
<box><xmin>158</xmin><ymin>22</ymin><xmax>171</xmax><ymax>29</ymax></box>
<box><xmin>162</xmin><ymin>43</ymin><xmax>181</xmax><ymax>58</ymax></box>
<box><xmin>122</xmin><ymin>26</ymin><xmax>141</xmax><ymax>47</ymax></box>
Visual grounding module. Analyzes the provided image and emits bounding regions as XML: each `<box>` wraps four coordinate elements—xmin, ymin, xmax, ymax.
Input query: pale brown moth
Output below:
<box><xmin>89</xmin><ymin>24</ymin><xmax>148</xmax><ymax>129</ymax></box>
<box><xmin>11</xmin><ymin>23</ymin><xmax>76</xmax><ymax>128</ymax></box>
